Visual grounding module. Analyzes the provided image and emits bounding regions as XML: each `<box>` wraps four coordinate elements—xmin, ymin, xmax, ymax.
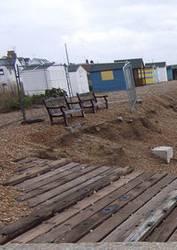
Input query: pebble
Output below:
<box><xmin>117</xmin><ymin>116</ymin><xmax>124</xmax><ymax>122</ymax></box>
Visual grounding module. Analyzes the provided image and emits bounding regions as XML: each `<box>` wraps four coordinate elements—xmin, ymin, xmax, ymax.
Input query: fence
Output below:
<box><xmin>7</xmin><ymin>64</ymin><xmax>73</xmax><ymax>123</ymax></box>
<box><xmin>123</xmin><ymin>62</ymin><xmax>137</xmax><ymax>112</ymax></box>
<box><xmin>0</xmin><ymin>63</ymin><xmax>91</xmax><ymax>123</ymax></box>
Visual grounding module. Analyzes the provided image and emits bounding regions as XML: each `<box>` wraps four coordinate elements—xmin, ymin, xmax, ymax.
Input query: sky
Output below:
<box><xmin>1</xmin><ymin>0</ymin><xmax>177</xmax><ymax>65</ymax></box>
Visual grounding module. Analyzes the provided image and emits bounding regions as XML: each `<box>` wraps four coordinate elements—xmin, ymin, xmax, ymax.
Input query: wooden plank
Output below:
<box><xmin>14</xmin><ymin>157</ymin><xmax>37</xmax><ymax>164</ymax></box>
<box><xmin>4</xmin><ymin>158</ymin><xmax>69</xmax><ymax>186</ymax></box>
<box><xmin>55</xmin><ymin>172</ymin><xmax>166</xmax><ymax>243</ymax></box>
<box><xmin>103</xmin><ymin>174</ymin><xmax>177</xmax><ymax>242</ymax></box>
<box><xmin>16</xmin><ymin>162</ymin><xmax>78</xmax><ymax>190</ymax></box>
<box><xmin>21</xmin><ymin>163</ymin><xmax>84</xmax><ymax>192</ymax></box>
<box><xmin>16</xmin><ymin>159</ymin><xmax>50</xmax><ymax>173</ymax></box>
<box><xmin>27</xmin><ymin>166</ymin><xmax>111</xmax><ymax>207</ymax></box>
<box><xmin>0</xmin><ymin>166</ymin><xmax>128</xmax><ymax>244</ymax></box>
<box><xmin>77</xmin><ymin>173</ymin><xmax>169</xmax><ymax>243</ymax></box>
<box><xmin>11</xmin><ymin>171</ymin><xmax>143</xmax><ymax>243</ymax></box>
<box><xmin>124</xmin><ymin>191</ymin><xmax>177</xmax><ymax>242</ymax></box>
<box><xmin>30</xmin><ymin>171</ymin><xmax>152</xmax><ymax>243</ymax></box>
<box><xmin>18</xmin><ymin>164</ymin><xmax>95</xmax><ymax>201</ymax></box>
<box><xmin>168</xmin><ymin>229</ymin><xmax>177</xmax><ymax>241</ymax></box>
<box><xmin>103</xmin><ymin>175</ymin><xmax>177</xmax><ymax>242</ymax></box>
<box><xmin>146</xmin><ymin>207</ymin><xmax>177</xmax><ymax>242</ymax></box>
<box><xmin>34</xmin><ymin>167</ymin><xmax>133</xmax><ymax>210</ymax></box>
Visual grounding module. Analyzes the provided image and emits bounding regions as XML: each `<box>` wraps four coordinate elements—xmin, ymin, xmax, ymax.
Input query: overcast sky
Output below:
<box><xmin>1</xmin><ymin>0</ymin><xmax>177</xmax><ymax>64</ymax></box>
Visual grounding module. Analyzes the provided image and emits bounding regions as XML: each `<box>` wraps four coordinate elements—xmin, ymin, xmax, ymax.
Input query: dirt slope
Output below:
<box><xmin>1</xmin><ymin>82</ymin><xmax>177</xmax><ymax>225</ymax></box>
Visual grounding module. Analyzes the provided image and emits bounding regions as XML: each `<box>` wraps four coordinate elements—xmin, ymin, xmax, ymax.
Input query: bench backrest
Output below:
<box><xmin>77</xmin><ymin>92</ymin><xmax>96</xmax><ymax>102</ymax></box>
<box><xmin>64</xmin><ymin>96</ymin><xmax>79</xmax><ymax>109</ymax></box>
<box><xmin>43</xmin><ymin>96</ymin><xmax>67</xmax><ymax>107</ymax></box>
<box><xmin>43</xmin><ymin>96</ymin><xmax>68</xmax><ymax>115</ymax></box>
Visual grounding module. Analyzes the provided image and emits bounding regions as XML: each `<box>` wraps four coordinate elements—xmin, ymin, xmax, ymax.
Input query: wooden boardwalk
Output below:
<box><xmin>1</xmin><ymin>157</ymin><xmax>177</xmax><ymax>244</ymax></box>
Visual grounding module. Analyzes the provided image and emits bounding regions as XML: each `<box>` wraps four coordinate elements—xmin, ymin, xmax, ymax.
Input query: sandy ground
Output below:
<box><xmin>1</xmin><ymin>81</ymin><xmax>177</xmax><ymax>225</ymax></box>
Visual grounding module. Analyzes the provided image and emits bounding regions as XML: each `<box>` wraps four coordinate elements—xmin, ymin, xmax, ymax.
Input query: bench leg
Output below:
<box><xmin>63</xmin><ymin>114</ymin><xmax>69</xmax><ymax>126</ymax></box>
<box><xmin>81</xmin><ymin>109</ymin><xmax>85</xmax><ymax>117</ymax></box>
<box><xmin>92</xmin><ymin>105</ymin><xmax>96</xmax><ymax>113</ymax></box>
<box><xmin>49</xmin><ymin>115</ymin><xmax>54</xmax><ymax>125</ymax></box>
<box><xmin>105</xmin><ymin>100</ymin><xmax>108</xmax><ymax>109</ymax></box>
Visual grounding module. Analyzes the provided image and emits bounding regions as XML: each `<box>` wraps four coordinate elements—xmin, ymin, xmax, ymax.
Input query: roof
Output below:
<box><xmin>22</xmin><ymin>64</ymin><xmax>54</xmax><ymax>70</ymax></box>
<box><xmin>81</xmin><ymin>63</ymin><xmax>126</xmax><ymax>73</ymax></box>
<box><xmin>90</xmin><ymin>63</ymin><xmax>125</xmax><ymax>72</ymax></box>
<box><xmin>30</xmin><ymin>58</ymin><xmax>52</xmax><ymax>66</ymax></box>
<box><xmin>21</xmin><ymin>58</ymin><xmax>55</xmax><ymax>70</ymax></box>
<box><xmin>114</xmin><ymin>58</ymin><xmax>144</xmax><ymax>68</ymax></box>
<box><xmin>81</xmin><ymin>64</ymin><xmax>93</xmax><ymax>72</ymax></box>
<box><xmin>68</xmin><ymin>64</ymin><xmax>80</xmax><ymax>72</ymax></box>
<box><xmin>18</xmin><ymin>57</ymin><xmax>30</xmax><ymax>66</ymax></box>
<box><xmin>167</xmin><ymin>64</ymin><xmax>177</xmax><ymax>69</ymax></box>
<box><xmin>145</xmin><ymin>62</ymin><xmax>166</xmax><ymax>68</ymax></box>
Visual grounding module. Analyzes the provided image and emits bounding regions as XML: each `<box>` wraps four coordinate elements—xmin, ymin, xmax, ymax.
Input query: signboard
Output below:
<box><xmin>123</xmin><ymin>61</ymin><xmax>137</xmax><ymax>111</ymax></box>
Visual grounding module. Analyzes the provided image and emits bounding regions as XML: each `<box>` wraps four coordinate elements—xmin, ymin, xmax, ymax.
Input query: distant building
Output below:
<box><xmin>68</xmin><ymin>64</ymin><xmax>89</xmax><ymax>95</ymax></box>
<box><xmin>144</xmin><ymin>65</ymin><xmax>158</xmax><ymax>85</ymax></box>
<box><xmin>145</xmin><ymin>62</ymin><xmax>167</xmax><ymax>83</ymax></box>
<box><xmin>86</xmin><ymin>63</ymin><xmax>127</xmax><ymax>92</ymax></box>
<box><xmin>20</xmin><ymin>62</ymin><xmax>89</xmax><ymax>96</ymax></box>
<box><xmin>20</xmin><ymin>64</ymin><xmax>68</xmax><ymax>95</ymax></box>
<box><xmin>0</xmin><ymin>58</ymin><xmax>16</xmax><ymax>86</ymax></box>
<box><xmin>114</xmin><ymin>58</ymin><xmax>146</xmax><ymax>87</ymax></box>
<box><xmin>167</xmin><ymin>65</ymin><xmax>177</xmax><ymax>81</ymax></box>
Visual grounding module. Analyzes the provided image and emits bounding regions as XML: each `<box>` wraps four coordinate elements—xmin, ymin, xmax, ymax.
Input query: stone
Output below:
<box><xmin>151</xmin><ymin>146</ymin><xmax>173</xmax><ymax>164</ymax></box>
<box><xmin>95</xmin><ymin>127</ymin><xmax>101</xmax><ymax>132</ymax></box>
<box><xmin>117</xmin><ymin>116</ymin><xmax>124</xmax><ymax>122</ymax></box>
<box><xmin>66</xmin><ymin>123</ymin><xmax>82</xmax><ymax>133</ymax></box>
<box><xmin>127</xmin><ymin>119</ymin><xmax>133</xmax><ymax>124</ymax></box>
<box><xmin>136</xmin><ymin>98</ymin><xmax>143</xmax><ymax>104</ymax></box>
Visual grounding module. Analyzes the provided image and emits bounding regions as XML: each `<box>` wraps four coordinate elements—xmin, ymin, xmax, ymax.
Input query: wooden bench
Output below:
<box><xmin>77</xmin><ymin>92</ymin><xmax>108</xmax><ymax>113</ymax></box>
<box><xmin>43</xmin><ymin>96</ymin><xmax>84</xmax><ymax>126</ymax></box>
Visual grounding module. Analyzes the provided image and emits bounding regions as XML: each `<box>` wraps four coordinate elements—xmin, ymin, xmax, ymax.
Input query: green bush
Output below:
<box><xmin>0</xmin><ymin>87</ymin><xmax>67</xmax><ymax>113</ymax></box>
<box><xmin>45</xmin><ymin>88</ymin><xmax>67</xmax><ymax>98</ymax></box>
<box><xmin>31</xmin><ymin>94</ymin><xmax>45</xmax><ymax>105</ymax></box>
<box><xmin>1</xmin><ymin>96</ymin><xmax>20</xmax><ymax>112</ymax></box>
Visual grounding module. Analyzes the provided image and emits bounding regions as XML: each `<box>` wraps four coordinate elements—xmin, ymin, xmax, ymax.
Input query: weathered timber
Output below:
<box><xmin>18</xmin><ymin>164</ymin><xmax>97</xmax><ymax>201</ymax></box>
<box><xmin>103</xmin><ymin>174</ymin><xmax>177</xmax><ymax>242</ymax></box>
<box><xmin>56</xmin><ymin>173</ymin><xmax>166</xmax><ymax>243</ymax></box>
<box><xmin>4</xmin><ymin>159</ymin><xmax>69</xmax><ymax>186</ymax></box>
<box><xmin>168</xmin><ymin>229</ymin><xmax>177</xmax><ymax>241</ymax></box>
<box><xmin>16</xmin><ymin>159</ymin><xmax>50</xmax><ymax>173</ymax></box>
<box><xmin>31</xmin><ymin>171</ymin><xmax>150</xmax><ymax>243</ymax></box>
<box><xmin>27</xmin><ymin>166</ymin><xmax>111</xmax><ymax>207</ymax></box>
<box><xmin>124</xmin><ymin>191</ymin><xmax>177</xmax><ymax>242</ymax></box>
<box><xmin>16</xmin><ymin>162</ymin><xmax>78</xmax><ymax>190</ymax></box>
<box><xmin>0</xmin><ymin>166</ymin><xmax>131</xmax><ymax>244</ymax></box>
<box><xmin>146</xmin><ymin>207</ymin><xmax>177</xmax><ymax>242</ymax></box>
<box><xmin>11</xmin><ymin>171</ymin><xmax>143</xmax><ymax>244</ymax></box>
<box><xmin>77</xmin><ymin>173</ymin><xmax>168</xmax><ymax>242</ymax></box>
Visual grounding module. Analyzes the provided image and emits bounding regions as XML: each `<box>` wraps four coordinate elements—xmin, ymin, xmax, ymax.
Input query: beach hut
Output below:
<box><xmin>145</xmin><ymin>62</ymin><xmax>167</xmax><ymax>83</ymax></box>
<box><xmin>167</xmin><ymin>66</ymin><xmax>173</xmax><ymax>81</ymax></box>
<box><xmin>144</xmin><ymin>65</ymin><xmax>158</xmax><ymax>84</ymax></box>
<box><xmin>88</xmin><ymin>63</ymin><xmax>126</xmax><ymax>92</ymax></box>
<box><xmin>20</xmin><ymin>64</ymin><xmax>69</xmax><ymax>95</ymax></box>
<box><xmin>68</xmin><ymin>64</ymin><xmax>89</xmax><ymax>95</ymax></box>
<box><xmin>167</xmin><ymin>65</ymin><xmax>177</xmax><ymax>81</ymax></box>
<box><xmin>114</xmin><ymin>58</ymin><xmax>146</xmax><ymax>87</ymax></box>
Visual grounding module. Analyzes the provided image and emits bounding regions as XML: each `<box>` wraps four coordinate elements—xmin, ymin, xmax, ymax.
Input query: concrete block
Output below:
<box><xmin>2</xmin><ymin>243</ymin><xmax>177</xmax><ymax>250</ymax></box>
<box><xmin>117</xmin><ymin>116</ymin><xmax>124</xmax><ymax>122</ymax></box>
<box><xmin>152</xmin><ymin>146</ymin><xmax>173</xmax><ymax>164</ymax></box>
